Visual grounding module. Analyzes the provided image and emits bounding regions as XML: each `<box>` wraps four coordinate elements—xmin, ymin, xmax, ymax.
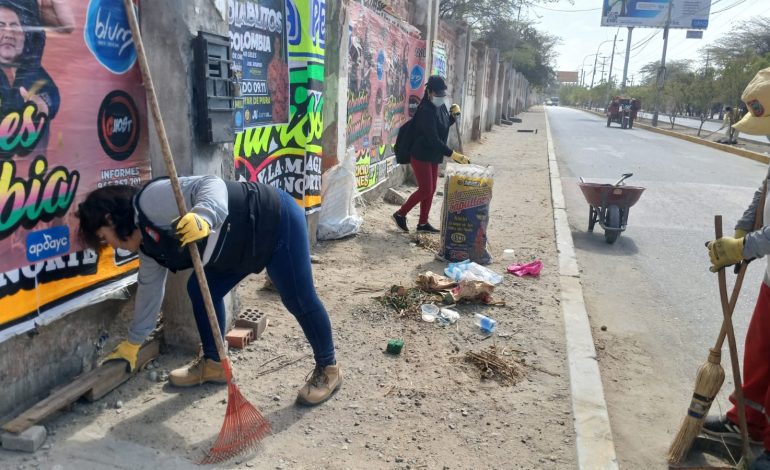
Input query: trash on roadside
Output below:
<box><xmin>464</xmin><ymin>346</ymin><xmax>523</xmax><ymax>385</ymax></box>
<box><xmin>445</xmin><ymin>260</ymin><xmax>502</xmax><ymax>285</ymax></box>
<box><xmin>411</xmin><ymin>232</ymin><xmax>441</xmax><ymax>253</ymax></box>
<box><xmin>386</xmin><ymin>339</ymin><xmax>404</xmax><ymax>355</ymax></box>
<box><xmin>451</xmin><ymin>280</ymin><xmax>502</xmax><ymax>305</ymax></box>
<box><xmin>317</xmin><ymin>147</ymin><xmax>363</xmax><ymax>240</ymax></box>
<box><xmin>506</xmin><ymin>260</ymin><xmax>543</xmax><ymax>277</ymax></box>
<box><xmin>440</xmin><ymin>308</ymin><xmax>460</xmax><ymax>324</ymax></box>
<box><xmin>474</xmin><ymin>313</ymin><xmax>497</xmax><ymax>334</ymax></box>
<box><xmin>376</xmin><ymin>285</ymin><xmax>440</xmax><ymax>317</ymax></box>
<box><xmin>439</xmin><ymin>164</ymin><xmax>494</xmax><ymax>264</ymax></box>
<box><xmin>502</xmin><ymin>249</ymin><xmax>515</xmax><ymax>260</ymax></box>
<box><xmin>416</xmin><ymin>271</ymin><xmax>457</xmax><ymax>292</ymax></box>
<box><xmin>421</xmin><ymin>304</ymin><xmax>439</xmax><ymax>322</ymax></box>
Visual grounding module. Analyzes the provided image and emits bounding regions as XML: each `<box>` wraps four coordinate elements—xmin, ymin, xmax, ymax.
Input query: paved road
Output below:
<box><xmin>637</xmin><ymin>111</ymin><xmax>770</xmax><ymax>145</ymax></box>
<box><xmin>547</xmin><ymin>106</ymin><xmax>767</xmax><ymax>468</ymax></box>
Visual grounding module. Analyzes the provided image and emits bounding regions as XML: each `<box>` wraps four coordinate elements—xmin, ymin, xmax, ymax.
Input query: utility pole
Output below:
<box><xmin>605</xmin><ymin>30</ymin><xmax>619</xmax><ymax>105</ymax></box>
<box><xmin>652</xmin><ymin>1</ymin><xmax>673</xmax><ymax>127</ymax></box>
<box><xmin>621</xmin><ymin>27</ymin><xmax>633</xmax><ymax>90</ymax></box>
<box><xmin>590</xmin><ymin>53</ymin><xmax>599</xmax><ymax>88</ymax></box>
<box><xmin>599</xmin><ymin>56</ymin><xmax>608</xmax><ymax>85</ymax></box>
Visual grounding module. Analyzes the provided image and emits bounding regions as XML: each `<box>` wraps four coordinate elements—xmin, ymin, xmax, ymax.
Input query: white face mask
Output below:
<box><xmin>431</xmin><ymin>95</ymin><xmax>449</xmax><ymax>108</ymax></box>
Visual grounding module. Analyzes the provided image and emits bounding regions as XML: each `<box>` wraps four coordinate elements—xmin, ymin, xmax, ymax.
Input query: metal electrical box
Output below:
<box><xmin>193</xmin><ymin>31</ymin><xmax>236</xmax><ymax>144</ymax></box>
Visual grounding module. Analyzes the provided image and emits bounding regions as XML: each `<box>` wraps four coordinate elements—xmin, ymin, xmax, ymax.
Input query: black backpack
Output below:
<box><xmin>394</xmin><ymin>118</ymin><xmax>415</xmax><ymax>164</ymax></box>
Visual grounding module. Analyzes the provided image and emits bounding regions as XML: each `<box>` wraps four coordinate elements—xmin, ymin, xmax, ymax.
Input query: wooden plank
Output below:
<box><xmin>2</xmin><ymin>341</ymin><xmax>159</xmax><ymax>434</ymax></box>
<box><xmin>85</xmin><ymin>341</ymin><xmax>159</xmax><ymax>402</ymax></box>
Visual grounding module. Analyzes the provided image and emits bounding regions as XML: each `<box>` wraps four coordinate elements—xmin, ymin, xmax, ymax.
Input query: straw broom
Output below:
<box><xmin>667</xmin><ymin>185</ymin><xmax>766</xmax><ymax>463</ymax></box>
<box><xmin>122</xmin><ymin>1</ymin><xmax>270</xmax><ymax>463</ymax></box>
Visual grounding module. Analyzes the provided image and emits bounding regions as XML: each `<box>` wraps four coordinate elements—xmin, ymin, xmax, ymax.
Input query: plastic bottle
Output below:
<box><xmin>474</xmin><ymin>313</ymin><xmax>497</xmax><ymax>334</ymax></box>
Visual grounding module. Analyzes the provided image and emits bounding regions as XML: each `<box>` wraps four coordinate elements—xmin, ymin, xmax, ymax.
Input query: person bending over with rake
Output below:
<box><xmin>704</xmin><ymin>67</ymin><xmax>770</xmax><ymax>469</ymax></box>
<box><xmin>77</xmin><ymin>175</ymin><xmax>341</xmax><ymax>406</ymax></box>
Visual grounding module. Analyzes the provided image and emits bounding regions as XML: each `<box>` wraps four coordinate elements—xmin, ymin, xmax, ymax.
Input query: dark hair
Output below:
<box><xmin>77</xmin><ymin>185</ymin><xmax>139</xmax><ymax>249</ymax></box>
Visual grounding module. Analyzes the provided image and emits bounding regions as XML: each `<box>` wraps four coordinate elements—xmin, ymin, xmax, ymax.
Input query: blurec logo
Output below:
<box><xmin>26</xmin><ymin>226</ymin><xmax>70</xmax><ymax>262</ymax></box>
<box><xmin>286</xmin><ymin>0</ymin><xmax>301</xmax><ymax>46</ymax></box>
<box><xmin>84</xmin><ymin>0</ymin><xmax>137</xmax><ymax>74</ymax></box>
<box><xmin>410</xmin><ymin>65</ymin><xmax>424</xmax><ymax>90</ymax></box>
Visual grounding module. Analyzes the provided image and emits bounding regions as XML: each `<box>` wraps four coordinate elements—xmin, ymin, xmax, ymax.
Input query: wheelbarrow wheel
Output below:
<box><xmin>588</xmin><ymin>206</ymin><xmax>596</xmax><ymax>232</ymax></box>
<box><xmin>604</xmin><ymin>205</ymin><xmax>621</xmax><ymax>244</ymax></box>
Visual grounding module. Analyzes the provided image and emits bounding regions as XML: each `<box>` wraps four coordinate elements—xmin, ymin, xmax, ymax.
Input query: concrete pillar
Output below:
<box><xmin>142</xmin><ymin>0</ymin><xmax>235</xmax><ymax>351</ymax></box>
<box><xmin>496</xmin><ymin>61</ymin><xmax>506</xmax><ymax>125</ymax></box>
<box><xmin>486</xmin><ymin>49</ymin><xmax>500</xmax><ymax>131</ymax></box>
<box><xmin>472</xmin><ymin>43</ymin><xmax>488</xmax><ymax>141</ymax></box>
<box><xmin>322</xmin><ymin>0</ymin><xmax>349</xmax><ymax>172</ymax></box>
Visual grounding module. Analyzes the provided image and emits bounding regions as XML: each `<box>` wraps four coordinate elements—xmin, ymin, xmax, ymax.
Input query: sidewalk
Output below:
<box><xmin>0</xmin><ymin>111</ymin><xmax>578</xmax><ymax>469</ymax></box>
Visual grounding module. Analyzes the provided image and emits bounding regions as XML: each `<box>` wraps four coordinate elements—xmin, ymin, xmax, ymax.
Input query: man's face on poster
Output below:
<box><xmin>0</xmin><ymin>7</ymin><xmax>23</xmax><ymax>66</ymax></box>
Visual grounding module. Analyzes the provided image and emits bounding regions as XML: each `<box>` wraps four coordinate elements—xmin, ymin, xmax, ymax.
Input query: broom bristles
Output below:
<box><xmin>200</xmin><ymin>361</ymin><xmax>271</xmax><ymax>464</ymax></box>
<box><xmin>667</xmin><ymin>349</ymin><xmax>725</xmax><ymax>463</ymax></box>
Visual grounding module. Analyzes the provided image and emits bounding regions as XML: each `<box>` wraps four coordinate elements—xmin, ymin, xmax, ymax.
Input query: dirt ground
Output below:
<box><xmin>1</xmin><ymin>110</ymin><xmax>576</xmax><ymax>469</ymax></box>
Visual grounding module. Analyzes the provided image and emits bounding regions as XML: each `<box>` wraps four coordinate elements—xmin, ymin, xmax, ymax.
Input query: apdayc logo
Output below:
<box><xmin>26</xmin><ymin>226</ymin><xmax>70</xmax><ymax>262</ymax></box>
<box><xmin>84</xmin><ymin>0</ymin><xmax>138</xmax><ymax>74</ymax></box>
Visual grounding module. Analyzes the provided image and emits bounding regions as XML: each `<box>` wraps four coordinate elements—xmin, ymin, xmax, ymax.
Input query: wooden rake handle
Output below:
<box><xmin>123</xmin><ymin>1</ymin><xmax>229</xmax><ymax>368</ymax></box>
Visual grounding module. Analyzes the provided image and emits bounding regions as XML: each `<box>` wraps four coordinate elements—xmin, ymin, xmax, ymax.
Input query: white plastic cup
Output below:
<box><xmin>502</xmin><ymin>249</ymin><xmax>515</xmax><ymax>260</ymax></box>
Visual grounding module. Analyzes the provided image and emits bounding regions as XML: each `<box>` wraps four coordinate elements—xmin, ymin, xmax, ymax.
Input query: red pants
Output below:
<box><xmin>728</xmin><ymin>282</ymin><xmax>770</xmax><ymax>448</ymax></box>
<box><xmin>397</xmin><ymin>158</ymin><xmax>439</xmax><ymax>224</ymax></box>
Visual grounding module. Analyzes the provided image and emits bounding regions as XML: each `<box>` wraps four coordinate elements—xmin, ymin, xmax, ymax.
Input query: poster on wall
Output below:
<box><xmin>431</xmin><ymin>40</ymin><xmax>447</xmax><ymax>78</ymax></box>
<box><xmin>347</xmin><ymin>2</ymin><xmax>426</xmax><ymax>194</ymax></box>
<box><xmin>233</xmin><ymin>0</ymin><xmax>325</xmax><ymax>214</ymax></box>
<box><xmin>229</xmin><ymin>0</ymin><xmax>290</xmax><ymax>130</ymax></box>
<box><xmin>0</xmin><ymin>0</ymin><xmax>150</xmax><ymax>339</ymax></box>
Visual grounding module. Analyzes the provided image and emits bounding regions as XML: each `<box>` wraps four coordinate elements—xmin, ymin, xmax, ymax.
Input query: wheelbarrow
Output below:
<box><xmin>578</xmin><ymin>173</ymin><xmax>645</xmax><ymax>244</ymax></box>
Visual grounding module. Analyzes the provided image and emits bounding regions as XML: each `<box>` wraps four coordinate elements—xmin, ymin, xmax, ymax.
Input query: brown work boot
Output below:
<box><xmin>296</xmin><ymin>364</ymin><xmax>342</xmax><ymax>406</ymax></box>
<box><xmin>169</xmin><ymin>357</ymin><xmax>227</xmax><ymax>387</ymax></box>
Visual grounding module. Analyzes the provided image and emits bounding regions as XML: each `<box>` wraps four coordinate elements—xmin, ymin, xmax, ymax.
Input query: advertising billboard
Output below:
<box><xmin>601</xmin><ymin>0</ymin><xmax>711</xmax><ymax>29</ymax></box>
<box><xmin>0</xmin><ymin>0</ymin><xmax>150</xmax><ymax>340</ymax></box>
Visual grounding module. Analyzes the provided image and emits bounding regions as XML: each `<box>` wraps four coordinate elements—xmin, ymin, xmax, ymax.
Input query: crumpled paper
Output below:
<box><xmin>416</xmin><ymin>271</ymin><xmax>457</xmax><ymax>292</ymax></box>
<box><xmin>506</xmin><ymin>260</ymin><xmax>543</xmax><ymax>277</ymax></box>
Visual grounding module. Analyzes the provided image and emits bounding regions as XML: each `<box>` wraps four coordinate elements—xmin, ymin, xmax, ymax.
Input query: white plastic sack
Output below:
<box><xmin>317</xmin><ymin>147</ymin><xmax>363</xmax><ymax>240</ymax></box>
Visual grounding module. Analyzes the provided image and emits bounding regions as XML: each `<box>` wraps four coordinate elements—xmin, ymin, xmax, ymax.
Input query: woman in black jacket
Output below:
<box><xmin>392</xmin><ymin>75</ymin><xmax>469</xmax><ymax>233</ymax></box>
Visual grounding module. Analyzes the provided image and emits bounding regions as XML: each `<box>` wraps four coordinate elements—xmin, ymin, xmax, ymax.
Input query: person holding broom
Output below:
<box><xmin>704</xmin><ymin>67</ymin><xmax>770</xmax><ymax>469</ymax></box>
<box><xmin>76</xmin><ymin>175</ymin><xmax>341</xmax><ymax>406</ymax></box>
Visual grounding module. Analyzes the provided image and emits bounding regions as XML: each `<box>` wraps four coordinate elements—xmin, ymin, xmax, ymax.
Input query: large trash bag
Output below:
<box><xmin>317</xmin><ymin>147</ymin><xmax>363</xmax><ymax>240</ymax></box>
<box><xmin>439</xmin><ymin>164</ymin><xmax>494</xmax><ymax>264</ymax></box>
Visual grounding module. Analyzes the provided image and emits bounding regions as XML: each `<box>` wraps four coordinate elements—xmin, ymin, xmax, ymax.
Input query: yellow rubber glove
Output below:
<box><xmin>451</xmin><ymin>151</ymin><xmax>470</xmax><ymax>164</ymax></box>
<box><xmin>103</xmin><ymin>340</ymin><xmax>141</xmax><ymax>372</ymax></box>
<box><xmin>707</xmin><ymin>236</ymin><xmax>744</xmax><ymax>272</ymax></box>
<box><xmin>173</xmin><ymin>212</ymin><xmax>211</xmax><ymax>246</ymax></box>
<box><xmin>734</xmin><ymin>228</ymin><xmax>748</xmax><ymax>239</ymax></box>
<box><xmin>449</xmin><ymin>103</ymin><xmax>461</xmax><ymax>117</ymax></box>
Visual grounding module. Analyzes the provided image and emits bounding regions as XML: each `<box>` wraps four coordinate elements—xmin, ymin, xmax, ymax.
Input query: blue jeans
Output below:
<box><xmin>188</xmin><ymin>189</ymin><xmax>336</xmax><ymax>367</ymax></box>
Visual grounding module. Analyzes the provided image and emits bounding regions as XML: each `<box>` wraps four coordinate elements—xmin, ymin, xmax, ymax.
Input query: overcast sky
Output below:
<box><xmin>528</xmin><ymin>0</ymin><xmax>768</xmax><ymax>86</ymax></box>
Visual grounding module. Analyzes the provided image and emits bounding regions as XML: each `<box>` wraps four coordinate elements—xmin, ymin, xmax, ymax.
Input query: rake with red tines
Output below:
<box><xmin>122</xmin><ymin>1</ymin><xmax>271</xmax><ymax>464</ymax></box>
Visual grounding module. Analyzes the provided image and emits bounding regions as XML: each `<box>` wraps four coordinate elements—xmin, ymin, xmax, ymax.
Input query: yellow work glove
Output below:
<box><xmin>103</xmin><ymin>340</ymin><xmax>141</xmax><ymax>372</ymax></box>
<box><xmin>173</xmin><ymin>212</ymin><xmax>211</xmax><ymax>246</ymax></box>
<box><xmin>734</xmin><ymin>229</ymin><xmax>748</xmax><ymax>239</ymax></box>
<box><xmin>449</xmin><ymin>103</ymin><xmax>461</xmax><ymax>117</ymax></box>
<box><xmin>707</xmin><ymin>236</ymin><xmax>744</xmax><ymax>272</ymax></box>
<box><xmin>451</xmin><ymin>151</ymin><xmax>470</xmax><ymax>165</ymax></box>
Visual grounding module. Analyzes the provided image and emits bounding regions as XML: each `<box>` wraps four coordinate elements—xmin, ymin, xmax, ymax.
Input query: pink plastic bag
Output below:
<box><xmin>506</xmin><ymin>260</ymin><xmax>543</xmax><ymax>277</ymax></box>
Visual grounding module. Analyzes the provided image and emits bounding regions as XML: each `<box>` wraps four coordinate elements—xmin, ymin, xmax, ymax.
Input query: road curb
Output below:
<box><xmin>544</xmin><ymin>111</ymin><xmax>619</xmax><ymax>470</ymax></box>
<box><xmin>580</xmin><ymin>108</ymin><xmax>770</xmax><ymax>164</ymax></box>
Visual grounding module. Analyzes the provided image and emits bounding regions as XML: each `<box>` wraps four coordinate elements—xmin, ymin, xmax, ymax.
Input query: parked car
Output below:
<box><xmin>545</xmin><ymin>99</ymin><xmax>553</xmax><ymax>106</ymax></box>
<box><xmin>549</xmin><ymin>97</ymin><xmax>560</xmax><ymax>106</ymax></box>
